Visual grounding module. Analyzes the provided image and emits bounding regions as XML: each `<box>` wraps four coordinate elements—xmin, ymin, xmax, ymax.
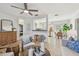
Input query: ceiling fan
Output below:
<box><xmin>11</xmin><ymin>3</ymin><xmax>38</xmax><ymax>16</ymax></box>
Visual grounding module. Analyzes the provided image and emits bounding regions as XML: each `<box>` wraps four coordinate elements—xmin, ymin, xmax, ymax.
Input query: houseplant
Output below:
<box><xmin>63</xmin><ymin>24</ymin><xmax>71</xmax><ymax>39</ymax></box>
<box><xmin>63</xmin><ymin>24</ymin><xmax>70</xmax><ymax>32</ymax></box>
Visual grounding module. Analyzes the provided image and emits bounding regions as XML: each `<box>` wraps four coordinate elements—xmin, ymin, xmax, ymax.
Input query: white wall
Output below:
<box><xmin>23</xmin><ymin>18</ymin><xmax>32</xmax><ymax>37</ymax></box>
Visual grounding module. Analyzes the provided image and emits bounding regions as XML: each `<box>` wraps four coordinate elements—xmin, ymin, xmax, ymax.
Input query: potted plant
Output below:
<box><xmin>63</xmin><ymin>24</ymin><xmax>70</xmax><ymax>32</ymax></box>
<box><xmin>63</xmin><ymin>24</ymin><xmax>71</xmax><ymax>39</ymax></box>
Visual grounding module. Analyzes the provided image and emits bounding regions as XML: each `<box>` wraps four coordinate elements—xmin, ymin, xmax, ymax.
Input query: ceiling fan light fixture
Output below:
<box><xmin>24</xmin><ymin>10</ymin><xmax>29</xmax><ymax>13</ymax></box>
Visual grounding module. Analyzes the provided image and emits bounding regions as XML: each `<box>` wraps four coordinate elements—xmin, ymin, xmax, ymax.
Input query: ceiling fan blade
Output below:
<box><xmin>20</xmin><ymin>11</ymin><xmax>24</xmax><ymax>14</ymax></box>
<box><xmin>11</xmin><ymin>5</ymin><xmax>24</xmax><ymax>10</ymax></box>
<box><xmin>28</xmin><ymin>9</ymin><xmax>38</xmax><ymax>12</ymax></box>
<box><xmin>24</xmin><ymin>3</ymin><xmax>27</xmax><ymax>9</ymax></box>
<box><xmin>35</xmin><ymin>14</ymin><xmax>38</xmax><ymax>16</ymax></box>
<box><xmin>29</xmin><ymin>12</ymin><xmax>33</xmax><ymax>16</ymax></box>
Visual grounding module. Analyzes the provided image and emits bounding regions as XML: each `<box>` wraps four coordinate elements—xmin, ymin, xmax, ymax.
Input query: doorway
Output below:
<box><xmin>19</xmin><ymin>19</ymin><xmax>24</xmax><ymax>38</ymax></box>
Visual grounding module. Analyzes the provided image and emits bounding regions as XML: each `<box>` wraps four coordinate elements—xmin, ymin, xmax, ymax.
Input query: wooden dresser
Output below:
<box><xmin>0</xmin><ymin>31</ymin><xmax>20</xmax><ymax>56</ymax></box>
<box><xmin>0</xmin><ymin>31</ymin><xmax>17</xmax><ymax>46</ymax></box>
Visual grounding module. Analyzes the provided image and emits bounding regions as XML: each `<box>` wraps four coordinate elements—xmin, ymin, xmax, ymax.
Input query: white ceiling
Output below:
<box><xmin>28</xmin><ymin>3</ymin><xmax>79</xmax><ymax>15</ymax></box>
<box><xmin>0</xmin><ymin>3</ymin><xmax>79</xmax><ymax>19</ymax></box>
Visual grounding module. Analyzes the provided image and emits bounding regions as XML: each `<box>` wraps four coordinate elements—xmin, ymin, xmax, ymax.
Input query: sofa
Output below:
<box><xmin>20</xmin><ymin>35</ymin><xmax>35</xmax><ymax>56</ymax></box>
<box><xmin>62</xmin><ymin>38</ymin><xmax>79</xmax><ymax>53</ymax></box>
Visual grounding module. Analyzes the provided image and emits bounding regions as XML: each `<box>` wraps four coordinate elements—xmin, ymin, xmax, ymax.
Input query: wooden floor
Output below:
<box><xmin>1</xmin><ymin>37</ymin><xmax>79</xmax><ymax>56</ymax></box>
<box><xmin>19</xmin><ymin>37</ymin><xmax>79</xmax><ymax>56</ymax></box>
<box><xmin>47</xmin><ymin>37</ymin><xmax>79</xmax><ymax>56</ymax></box>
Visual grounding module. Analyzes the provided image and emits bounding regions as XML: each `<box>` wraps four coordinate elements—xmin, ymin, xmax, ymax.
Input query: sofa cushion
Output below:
<box><xmin>21</xmin><ymin>36</ymin><xmax>31</xmax><ymax>45</ymax></box>
<box><xmin>40</xmin><ymin>35</ymin><xmax>46</xmax><ymax>42</ymax></box>
<box><xmin>62</xmin><ymin>40</ymin><xmax>68</xmax><ymax>47</ymax></box>
<box><xmin>69</xmin><ymin>36</ymin><xmax>75</xmax><ymax>41</ymax></box>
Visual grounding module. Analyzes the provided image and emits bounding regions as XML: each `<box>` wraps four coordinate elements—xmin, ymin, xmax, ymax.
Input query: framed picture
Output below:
<box><xmin>0</xmin><ymin>19</ymin><xmax>13</xmax><ymax>32</ymax></box>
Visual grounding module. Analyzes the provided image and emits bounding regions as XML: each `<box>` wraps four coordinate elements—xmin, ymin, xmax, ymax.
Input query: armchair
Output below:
<box><xmin>20</xmin><ymin>35</ymin><xmax>35</xmax><ymax>56</ymax></box>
